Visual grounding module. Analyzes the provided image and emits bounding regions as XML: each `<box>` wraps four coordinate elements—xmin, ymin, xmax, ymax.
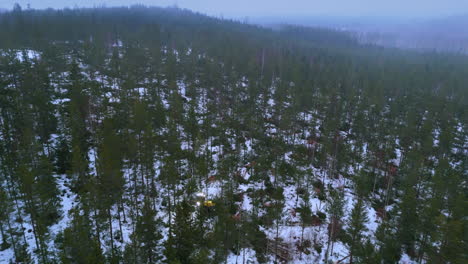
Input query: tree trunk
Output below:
<box><xmin>108</xmin><ymin>206</ymin><xmax>114</xmax><ymax>258</ymax></box>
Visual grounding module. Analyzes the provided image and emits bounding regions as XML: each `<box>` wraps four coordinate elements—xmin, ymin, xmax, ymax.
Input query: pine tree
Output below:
<box><xmin>58</xmin><ymin>209</ymin><xmax>105</xmax><ymax>264</ymax></box>
<box><xmin>165</xmin><ymin>201</ymin><xmax>199</xmax><ymax>264</ymax></box>
<box><xmin>325</xmin><ymin>189</ymin><xmax>345</xmax><ymax>262</ymax></box>
<box><xmin>345</xmin><ymin>199</ymin><xmax>369</xmax><ymax>263</ymax></box>
<box><xmin>126</xmin><ymin>198</ymin><xmax>162</xmax><ymax>264</ymax></box>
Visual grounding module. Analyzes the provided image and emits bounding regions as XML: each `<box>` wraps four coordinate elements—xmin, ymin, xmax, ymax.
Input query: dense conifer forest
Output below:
<box><xmin>0</xmin><ymin>5</ymin><xmax>467</xmax><ymax>264</ymax></box>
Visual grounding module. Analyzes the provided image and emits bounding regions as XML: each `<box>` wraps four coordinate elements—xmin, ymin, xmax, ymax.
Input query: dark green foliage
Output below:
<box><xmin>124</xmin><ymin>199</ymin><xmax>162</xmax><ymax>264</ymax></box>
<box><xmin>0</xmin><ymin>5</ymin><xmax>466</xmax><ymax>264</ymax></box>
<box><xmin>165</xmin><ymin>201</ymin><xmax>199</xmax><ymax>264</ymax></box>
<box><xmin>55</xmin><ymin>136</ymin><xmax>72</xmax><ymax>174</ymax></box>
<box><xmin>58</xmin><ymin>210</ymin><xmax>105</xmax><ymax>264</ymax></box>
<box><xmin>345</xmin><ymin>199</ymin><xmax>369</xmax><ymax>263</ymax></box>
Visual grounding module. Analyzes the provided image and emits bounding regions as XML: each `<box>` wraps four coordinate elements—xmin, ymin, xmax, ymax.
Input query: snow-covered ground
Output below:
<box><xmin>0</xmin><ymin>46</ymin><xmax>446</xmax><ymax>264</ymax></box>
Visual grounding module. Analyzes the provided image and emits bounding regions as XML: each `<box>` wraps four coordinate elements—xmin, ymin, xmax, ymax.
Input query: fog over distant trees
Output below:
<box><xmin>2</xmin><ymin>1</ymin><xmax>467</xmax><ymax>53</ymax></box>
<box><xmin>253</xmin><ymin>15</ymin><xmax>468</xmax><ymax>54</ymax></box>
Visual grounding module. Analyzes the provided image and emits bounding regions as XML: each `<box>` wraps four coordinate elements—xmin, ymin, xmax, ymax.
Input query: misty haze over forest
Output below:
<box><xmin>254</xmin><ymin>15</ymin><xmax>468</xmax><ymax>53</ymax></box>
<box><xmin>1</xmin><ymin>0</ymin><xmax>468</xmax><ymax>53</ymax></box>
<box><xmin>2</xmin><ymin>0</ymin><xmax>468</xmax><ymax>18</ymax></box>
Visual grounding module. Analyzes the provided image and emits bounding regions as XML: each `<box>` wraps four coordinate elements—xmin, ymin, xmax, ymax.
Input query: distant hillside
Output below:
<box><xmin>254</xmin><ymin>15</ymin><xmax>468</xmax><ymax>53</ymax></box>
<box><xmin>356</xmin><ymin>15</ymin><xmax>468</xmax><ymax>53</ymax></box>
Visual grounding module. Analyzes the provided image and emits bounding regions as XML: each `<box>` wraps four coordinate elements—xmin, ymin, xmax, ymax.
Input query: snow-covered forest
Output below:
<box><xmin>0</xmin><ymin>5</ymin><xmax>467</xmax><ymax>264</ymax></box>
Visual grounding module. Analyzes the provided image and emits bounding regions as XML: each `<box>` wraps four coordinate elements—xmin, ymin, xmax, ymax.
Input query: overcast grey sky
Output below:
<box><xmin>1</xmin><ymin>0</ymin><xmax>467</xmax><ymax>18</ymax></box>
